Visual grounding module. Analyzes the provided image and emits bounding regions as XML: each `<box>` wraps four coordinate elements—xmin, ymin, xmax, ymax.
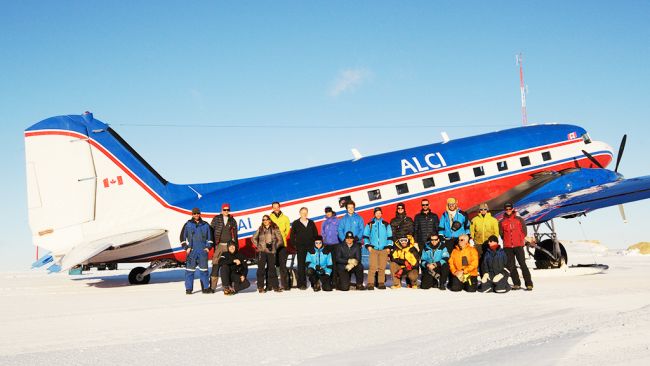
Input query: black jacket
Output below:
<box><xmin>290</xmin><ymin>219</ymin><xmax>318</xmax><ymax>248</ymax></box>
<box><xmin>390</xmin><ymin>213</ymin><xmax>415</xmax><ymax>240</ymax></box>
<box><xmin>217</xmin><ymin>251</ymin><xmax>248</xmax><ymax>277</ymax></box>
<box><xmin>413</xmin><ymin>210</ymin><xmax>440</xmax><ymax>245</ymax></box>
<box><xmin>210</xmin><ymin>214</ymin><xmax>238</xmax><ymax>246</ymax></box>
<box><xmin>333</xmin><ymin>242</ymin><xmax>362</xmax><ymax>269</ymax></box>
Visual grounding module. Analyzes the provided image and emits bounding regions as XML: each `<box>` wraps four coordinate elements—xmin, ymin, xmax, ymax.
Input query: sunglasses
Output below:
<box><xmin>397</xmin><ymin>207</ymin><xmax>405</xmax><ymax>210</ymax></box>
<box><xmin>223</xmin><ymin>209</ymin><xmax>230</xmax><ymax>211</ymax></box>
<box><xmin>262</xmin><ymin>218</ymin><xmax>269</xmax><ymax>221</ymax></box>
<box><xmin>315</xmin><ymin>241</ymin><xmax>323</xmax><ymax>245</ymax></box>
<box><xmin>431</xmin><ymin>238</ymin><xmax>440</xmax><ymax>241</ymax></box>
<box><xmin>459</xmin><ymin>238</ymin><xmax>467</xmax><ymax>242</ymax></box>
<box><xmin>480</xmin><ymin>208</ymin><xmax>488</xmax><ymax>211</ymax></box>
<box><xmin>421</xmin><ymin>204</ymin><xmax>429</xmax><ymax>207</ymax></box>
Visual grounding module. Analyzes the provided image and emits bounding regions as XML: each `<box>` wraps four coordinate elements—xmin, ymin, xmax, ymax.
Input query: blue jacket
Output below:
<box><xmin>305</xmin><ymin>247</ymin><xmax>333</xmax><ymax>275</ymax></box>
<box><xmin>420</xmin><ymin>242</ymin><xmax>450</xmax><ymax>269</ymax></box>
<box><xmin>338</xmin><ymin>212</ymin><xmax>365</xmax><ymax>242</ymax></box>
<box><xmin>321</xmin><ymin>216</ymin><xmax>340</xmax><ymax>245</ymax></box>
<box><xmin>438</xmin><ymin>210</ymin><xmax>470</xmax><ymax>239</ymax></box>
<box><xmin>181</xmin><ymin>219</ymin><xmax>213</xmax><ymax>252</ymax></box>
<box><xmin>481</xmin><ymin>247</ymin><xmax>508</xmax><ymax>277</ymax></box>
<box><xmin>363</xmin><ymin>218</ymin><xmax>393</xmax><ymax>250</ymax></box>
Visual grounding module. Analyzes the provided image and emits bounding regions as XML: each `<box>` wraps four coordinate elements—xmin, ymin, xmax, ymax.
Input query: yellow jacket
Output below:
<box><xmin>449</xmin><ymin>245</ymin><xmax>479</xmax><ymax>277</ymax></box>
<box><xmin>270</xmin><ymin>211</ymin><xmax>291</xmax><ymax>246</ymax></box>
<box><xmin>470</xmin><ymin>213</ymin><xmax>500</xmax><ymax>244</ymax></box>
<box><xmin>390</xmin><ymin>238</ymin><xmax>419</xmax><ymax>270</ymax></box>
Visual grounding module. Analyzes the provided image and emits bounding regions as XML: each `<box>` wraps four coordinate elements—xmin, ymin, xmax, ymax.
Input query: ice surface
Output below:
<box><xmin>1</xmin><ymin>242</ymin><xmax>649</xmax><ymax>365</ymax></box>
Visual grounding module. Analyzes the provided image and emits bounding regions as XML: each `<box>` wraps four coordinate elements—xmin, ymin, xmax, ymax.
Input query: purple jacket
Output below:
<box><xmin>321</xmin><ymin>216</ymin><xmax>340</xmax><ymax>245</ymax></box>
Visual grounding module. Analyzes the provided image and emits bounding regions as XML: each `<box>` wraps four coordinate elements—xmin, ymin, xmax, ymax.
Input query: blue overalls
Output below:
<box><xmin>181</xmin><ymin>219</ymin><xmax>213</xmax><ymax>291</ymax></box>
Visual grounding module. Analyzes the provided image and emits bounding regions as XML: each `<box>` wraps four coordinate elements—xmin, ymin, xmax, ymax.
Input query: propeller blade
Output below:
<box><xmin>614</xmin><ymin>134</ymin><xmax>627</xmax><ymax>173</ymax></box>
<box><xmin>581</xmin><ymin>150</ymin><xmax>604</xmax><ymax>169</ymax></box>
<box><xmin>618</xmin><ymin>204</ymin><xmax>628</xmax><ymax>224</ymax></box>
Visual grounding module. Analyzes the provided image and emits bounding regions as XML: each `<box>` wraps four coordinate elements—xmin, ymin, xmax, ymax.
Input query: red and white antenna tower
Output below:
<box><xmin>516</xmin><ymin>52</ymin><xmax>528</xmax><ymax>125</ymax></box>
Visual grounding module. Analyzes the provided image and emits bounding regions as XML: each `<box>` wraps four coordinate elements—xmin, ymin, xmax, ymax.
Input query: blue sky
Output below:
<box><xmin>1</xmin><ymin>1</ymin><xmax>648</xmax><ymax>270</ymax></box>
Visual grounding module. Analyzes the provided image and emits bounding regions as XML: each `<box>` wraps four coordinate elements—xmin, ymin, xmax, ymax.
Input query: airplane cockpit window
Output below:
<box><xmin>367</xmin><ymin>189</ymin><xmax>382</xmax><ymax>201</ymax></box>
<box><xmin>582</xmin><ymin>133</ymin><xmax>592</xmax><ymax>144</ymax></box>
<box><xmin>395</xmin><ymin>183</ymin><xmax>409</xmax><ymax>195</ymax></box>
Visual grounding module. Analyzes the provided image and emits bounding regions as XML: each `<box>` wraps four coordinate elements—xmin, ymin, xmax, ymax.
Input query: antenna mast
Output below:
<box><xmin>516</xmin><ymin>53</ymin><xmax>528</xmax><ymax>125</ymax></box>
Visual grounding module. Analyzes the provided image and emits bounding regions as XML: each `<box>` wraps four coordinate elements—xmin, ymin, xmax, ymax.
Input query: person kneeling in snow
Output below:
<box><xmin>420</xmin><ymin>233</ymin><xmax>450</xmax><ymax>290</ymax></box>
<box><xmin>449</xmin><ymin>234</ymin><xmax>479</xmax><ymax>292</ymax></box>
<box><xmin>478</xmin><ymin>235</ymin><xmax>510</xmax><ymax>293</ymax></box>
<box><xmin>333</xmin><ymin>231</ymin><xmax>365</xmax><ymax>291</ymax></box>
<box><xmin>390</xmin><ymin>236</ymin><xmax>420</xmax><ymax>289</ymax></box>
<box><xmin>218</xmin><ymin>241</ymin><xmax>251</xmax><ymax>295</ymax></box>
<box><xmin>305</xmin><ymin>236</ymin><xmax>333</xmax><ymax>292</ymax></box>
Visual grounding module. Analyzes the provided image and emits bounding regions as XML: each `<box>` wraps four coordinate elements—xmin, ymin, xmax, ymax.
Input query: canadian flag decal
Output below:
<box><xmin>103</xmin><ymin>176</ymin><xmax>124</xmax><ymax>188</ymax></box>
<box><xmin>567</xmin><ymin>132</ymin><xmax>577</xmax><ymax>140</ymax></box>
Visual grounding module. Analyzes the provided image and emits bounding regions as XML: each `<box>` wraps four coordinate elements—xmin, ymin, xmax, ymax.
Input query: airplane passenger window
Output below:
<box><xmin>395</xmin><ymin>183</ymin><xmax>409</xmax><ymax>195</ymax></box>
<box><xmin>542</xmin><ymin>151</ymin><xmax>552</xmax><ymax>161</ymax></box>
<box><xmin>367</xmin><ymin>189</ymin><xmax>382</xmax><ymax>201</ymax></box>
<box><xmin>422</xmin><ymin>177</ymin><xmax>435</xmax><ymax>188</ymax></box>
<box><xmin>520</xmin><ymin>156</ymin><xmax>531</xmax><ymax>166</ymax></box>
<box><xmin>448</xmin><ymin>172</ymin><xmax>460</xmax><ymax>183</ymax></box>
<box><xmin>497</xmin><ymin>161</ymin><xmax>508</xmax><ymax>171</ymax></box>
<box><xmin>473</xmin><ymin>166</ymin><xmax>485</xmax><ymax>177</ymax></box>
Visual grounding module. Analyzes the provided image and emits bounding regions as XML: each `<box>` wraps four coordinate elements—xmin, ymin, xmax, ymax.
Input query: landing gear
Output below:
<box><xmin>128</xmin><ymin>261</ymin><xmax>167</xmax><ymax>285</ymax></box>
<box><xmin>128</xmin><ymin>267</ymin><xmax>150</xmax><ymax>285</ymax></box>
<box><xmin>529</xmin><ymin>220</ymin><xmax>568</xmax><ymax>269</ymax></box>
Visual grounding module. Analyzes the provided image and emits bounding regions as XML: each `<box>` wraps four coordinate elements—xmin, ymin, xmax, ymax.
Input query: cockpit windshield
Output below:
<box><xmin>582</xmin><ymin>133</ymin><xmax>592</xmax><ymax>144</ymax></box>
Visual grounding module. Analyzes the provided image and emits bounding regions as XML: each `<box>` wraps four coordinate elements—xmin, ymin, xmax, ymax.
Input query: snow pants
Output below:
<box><xmin>220</xmin><ymin>265</ymin><xmax>251</xmax><ymax>293</ymax></box>
<box><xmin>504</xmin><ymin>247</ymin><xmax>533</xmax><ymax>288</ymax></box>
<box><xmin>450</xmin><ymin>274</ymin><xmax>478</xmax><ymax>292</ymax></box>
<box><xmin>306</xmin><ymin>268</ymin><xmax>332</xmax><ymax>291</ymax></box>
<box><xmin>337</xmin><ymin>264</ymin><xmax>364</xmax><ymax>291</ymax></box>
<box><xmin>185</xmin><ymin>250</ymin><xmax>209</xmax><ymax>291</ymax></box>
<box><xmin>420</xmin><ymin>262</ymin><xmax>450</xmax><ymax>289</ymax></box>
<box><xmin>257</xmin><ymin>252</ymin><xmax>279</xmax><ymax>290</ymax></box>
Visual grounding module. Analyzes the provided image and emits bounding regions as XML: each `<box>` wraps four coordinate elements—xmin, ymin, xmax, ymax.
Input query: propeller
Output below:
<box><xmin>614</xmin><ymin>134</ymin><xmax>627</xmax><ymax>173</ymax></box>
<box><xmin>581</xmin><ymin>150</ymin><xmax>604</xmax><ymax>169</ymax></box>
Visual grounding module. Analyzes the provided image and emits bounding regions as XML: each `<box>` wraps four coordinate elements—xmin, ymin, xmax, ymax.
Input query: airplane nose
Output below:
<box><xmin>586</xmin><ymin>140</ymin><xmax>614</xmax><ymax>168</ymax></box>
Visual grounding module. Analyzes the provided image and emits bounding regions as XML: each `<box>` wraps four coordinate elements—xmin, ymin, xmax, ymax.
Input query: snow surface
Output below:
<box><xmin>1</xmin><ymin>242</ymin><xmax>649</xmax><ymax>365</ymax></box>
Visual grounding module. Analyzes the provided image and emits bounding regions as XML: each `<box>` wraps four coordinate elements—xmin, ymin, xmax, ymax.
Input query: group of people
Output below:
<box><xmin>180</xmin><ymin>198</ymin><xmax>534</xmax><ymax>295</ymax></box>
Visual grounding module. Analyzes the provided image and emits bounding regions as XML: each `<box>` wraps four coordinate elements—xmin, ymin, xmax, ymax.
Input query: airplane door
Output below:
<box><xmin>25</xmin><ymin>130</ymin><xmax>97</xmax><ymax>234</ymax></box>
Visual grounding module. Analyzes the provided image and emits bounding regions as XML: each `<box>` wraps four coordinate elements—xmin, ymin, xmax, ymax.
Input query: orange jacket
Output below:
<box><xmin>449</xmin><ymin>245</ymin><xmax>479</xmax><ymax>277</ymax></box>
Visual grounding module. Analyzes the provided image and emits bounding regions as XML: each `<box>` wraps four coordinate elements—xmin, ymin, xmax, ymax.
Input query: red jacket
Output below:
<box><xmin>499</xmin><ymin>212</ymin><xmax>527</xmax><ymax>248</ymax></box>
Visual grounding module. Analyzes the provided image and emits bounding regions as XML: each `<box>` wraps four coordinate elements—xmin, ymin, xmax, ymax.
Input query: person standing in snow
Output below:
<box><xmin>499</xmin><ymin>202</ymin><xmax>533</xmax><ymax>291</ymax></box>
<box><xmin>269</xmin><ymin>201</ymin><xmax>291</xmax><ymax>290</ymax></box>
<box><xmin>180</xmin><ymin>208</ymin><xmax>213</xmax><ymax>294</ymax></box>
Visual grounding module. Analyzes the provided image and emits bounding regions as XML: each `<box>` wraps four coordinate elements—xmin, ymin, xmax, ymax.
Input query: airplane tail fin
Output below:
<box><xmin>24</xmin><ymin>112</ymin><xmax>173</xmax><ymax>268</ymax></box>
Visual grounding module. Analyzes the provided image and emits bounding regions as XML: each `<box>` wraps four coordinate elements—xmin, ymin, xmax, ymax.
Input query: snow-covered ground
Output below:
<box><xmin>1</xmin><ymin>242</ymin><xmax>649</xmax><ymax>365</ymax></box>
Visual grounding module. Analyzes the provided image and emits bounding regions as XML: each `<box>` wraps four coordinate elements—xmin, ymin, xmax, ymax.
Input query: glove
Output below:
<box><xmin>493</xmin><ymin>273</ymin><xmax>504</xmax><ymax>282</ymax></box>
<box><xmin>469</xmin><ymin>238</ymin><xmax>476</xmax><ymax>247</ymax></box>
<box><xmin>315</xmin><ymin>265</ymin><xmax>322</xmax><ymax>271</ymax></box>
<box><xmin>348</xmin><ymin>258</ymin><xmax>358</xmax><ymax>267</ymax></box>
<box><xmin>405</xmin><ymin>262</ymin><xmax>413</xmax><ymax>271</ymax></box>
<box><xmin>394</xmin><ymin>268</ymin><xmax>403</xmax><ymax>279</ymax></box>
<box><xmin>481</xmin><ymin>273</ymin><xmax>490</xmax><ymax>283</ymax></box>
<box><xmin>345</xmin><ymin>263</ymin><xmax>354</xmax><ymax>271</ymax></box>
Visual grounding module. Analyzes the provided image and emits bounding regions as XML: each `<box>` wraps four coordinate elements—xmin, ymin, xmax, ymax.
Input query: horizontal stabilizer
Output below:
<box><xmin>31</xmin><ymin>254</ymin><xmax>54</xmax><ymax>269</ymax></box>
<box><xmin>47</xmin><ymin>264</ymin><xmax>61</xmax><ymax>273</ymax></box>
<box><xmin>60</xmin><ymin>229</ymin><xmax>167</xmax><ymax>271</ymax></box>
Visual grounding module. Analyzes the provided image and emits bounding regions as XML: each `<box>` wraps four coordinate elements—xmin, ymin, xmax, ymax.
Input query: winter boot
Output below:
<box><xmin>377</xmin><ymin>283</ymin><xmax>386</xmax><ymax>290</ymax></box>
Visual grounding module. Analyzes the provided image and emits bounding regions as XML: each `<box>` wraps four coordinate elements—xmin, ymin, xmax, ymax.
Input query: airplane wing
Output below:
<box><xmin>515</xmin><ymin>174</ymin><xmax>650</xmax><ymax>224</ymax></box>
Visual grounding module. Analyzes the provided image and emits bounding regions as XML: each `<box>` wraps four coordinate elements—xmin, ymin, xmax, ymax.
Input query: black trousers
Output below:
<box><xmin>337</xmin><ymin>265</ymin><xmax>364</xmax><ymax>291</ymax></box>
<box><xmin>276</xmin><ymin>246</ymin><xmax>289</xmax><ymax>289</ymax></box>
<box><xmin>306</xmin><ymin>268</ymin><xmax>333</xmax><ymax>291</ymax></box>
<box><xmin>220</xmin><ymin>266</ymin><xmax>251</xmax><ymax>293</ymax></box>
<box><xmin>450</xmin><ymin>275</ymin><xmax>478</xmax><ymax>292</ymax></box>
<box><xmin>257</xmin><ymin>252</ymin><xmax>279</xmax><ymax>289</ymax></box>
<box><xmin>296</xmin><ymin>246</ymin><xmax>308</xmax><ymax>287</ymax></box>
<box><xmin>420</xmin><ymin>263</ymin><xmax>450</xmax><ymax>289</ymax></box>
<box><xmin>504</xmin><ymin>247</ymin><xmax>533</xmax><ymax>287</ymax></box>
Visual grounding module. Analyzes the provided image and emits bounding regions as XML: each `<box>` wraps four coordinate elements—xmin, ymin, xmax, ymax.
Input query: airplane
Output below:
<box><xmin>25</xmin><ymin>112</ymin><xmax>650</xmax><ymax>284</ymax></box>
